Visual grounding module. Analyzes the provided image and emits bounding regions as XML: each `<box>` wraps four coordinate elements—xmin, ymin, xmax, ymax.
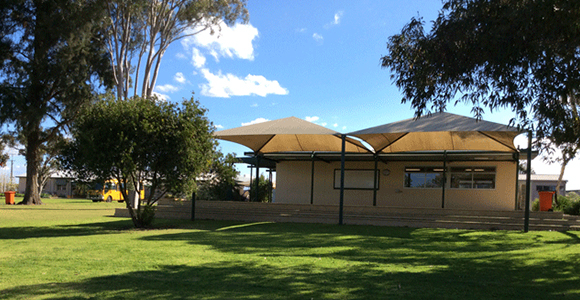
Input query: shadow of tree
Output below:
<box><xmin>2</xmin><ymin>220</ymin><xmax>579</xmax><ymax>299</ymax></box>
<box><xmin>0</xmin><ymin>219</ymin><xmax>135</xmax><ymax>240</ymax></box>
<box><xmin>1</xmin><ymin>256</ymin><xmax>578</xmax><ymax>299</ymax></box>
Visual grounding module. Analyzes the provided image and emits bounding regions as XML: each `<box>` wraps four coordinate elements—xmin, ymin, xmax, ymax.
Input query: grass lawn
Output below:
<box><xmin>1</xmin><ymin>198</ymin><xmax>579</xmax><ymax>299</ymax></box>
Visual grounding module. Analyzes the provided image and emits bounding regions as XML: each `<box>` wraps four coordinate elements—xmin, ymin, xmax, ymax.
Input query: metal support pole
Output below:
<box><xmin>190</xmin><ymin>190</ymin><xmax>196</xmax><ymax>221</ymax></box>
<box><xmin>339</xmin><ymin>134</ymin><xmax>346</xmax><ymax>225</ymax></box>
<box><xmin>249</xmin><ymin>166</ymin><xmax>253</xmax><ymax>202</ymax></box>
<box><xmin>255</xmin><ymin>156</ymin><xmax>260</xmax><ymax>202</ymax></box>
<box><xmin>373</xmin><ymin>157</ymin><xmax>378</xmax><ymax>206</ymax></box>
<box><xmin>311</xmin><ymin>152</ymin><xmax>315</xmax><ymax>205</ymax></box>
<box><xmin>514</xmin><ymin>151</ymin><xmax>520</xmax><ymax>210</ymax></box>
<box><xmin>524</xmin><ymin>131</ymin><xmax>532</xmax><ymax>232</ymax></box>
<box><xmin>442</xmin><ymin>150</ymin><xmax>447</xmax><ymax>209</ymax></box>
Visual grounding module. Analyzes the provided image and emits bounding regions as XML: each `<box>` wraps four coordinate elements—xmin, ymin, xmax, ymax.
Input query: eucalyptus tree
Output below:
<box><xmin>0</xmin><ymin>0</ymin><xmax>112</xmax><ymax>204</ymax></box>
<box><xmin>105</xmin><ymin>0</ymin><xmax>249</xmax><ymax>100</ymax></box>
<box><xmin>382</xmin><ymin>0</ymin><xmax>580</xmax><ymax>187</ymax></box>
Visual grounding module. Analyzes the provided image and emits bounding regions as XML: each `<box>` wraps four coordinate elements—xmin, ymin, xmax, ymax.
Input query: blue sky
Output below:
<box><xmin>3</xmin><ymin>0</ymin><xmax>579</xmax><ymax>189</ymax></box>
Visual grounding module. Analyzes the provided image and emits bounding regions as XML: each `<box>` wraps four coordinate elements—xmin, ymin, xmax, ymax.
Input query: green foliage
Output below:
<box><xmin>61</xmin><ymin>95</ymin><xmax>215</xmax><ymax>227</ymax></box>
<box><xmin>554</xmin><ymin>193</ymin><xmax>580</xmax><ymax>215</ymax></box>
<box><xmin>196</xmin><ymin>152</ymin><xmax>242</xmax><ymax>201</ymax></box>
<box><xmin>139</xmin><ymin>204</ymin><xmax>156</xmax><ymax>228</ymax></box>
<box><xmin>255</xmin><ymin>174</ymin><xmax>273</xmax><ymax>203</ymax></box>
<box><xmin>564</xmin><ymin>201</ymin><xmax>580</xmax><ymax>216</ymax></box>
<box><xmin>532</xmin><ymin>199</ymin><xmax>540</xmax><ymax>212</ymax></box>
<box><xmin>382</xmin><ymin>0</ymin><xmax>580</xmax><ymax>157</ymax></box>
<box><xmin>0</xmin><ymin>0</ymin><xmax>112</xmax><ymax>204</ymax></box>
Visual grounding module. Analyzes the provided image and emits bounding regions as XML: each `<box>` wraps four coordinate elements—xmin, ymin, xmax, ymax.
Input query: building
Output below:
<box><xmin>17</xmin><ymin>172</ymin><xmax>75</xmax><ymax>197</ymax></box>
<box><xmin>216</xmin><ymin>112</ymin><xmax>526</xmax><ymax>212</ymax></box>
<box><xmin>517</xmin><ymin>174</ymin><xmax>567</xmax><ymax>209</ymax></box>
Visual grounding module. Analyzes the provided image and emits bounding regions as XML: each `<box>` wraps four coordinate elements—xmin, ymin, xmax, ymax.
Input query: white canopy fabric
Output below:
<box><xmin>349</xmin><ymin>112</ymin><xmax>521</xmax><ymax>153</ymax></box>
<box><xmin>214</xmin><ymin>117</ymin><xmax>369</xmax><ymax>153</ymax></box>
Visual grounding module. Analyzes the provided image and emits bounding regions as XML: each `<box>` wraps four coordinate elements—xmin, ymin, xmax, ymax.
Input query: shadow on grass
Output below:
<box><xmin>0</xmin><ymin>219</ymin><xmax>136</xmax><ymax>240</ymax></box>
<box><xmin>1</xmin><ymin>254</ymin><xmax>578</xmax><ymax>299</ymax></box>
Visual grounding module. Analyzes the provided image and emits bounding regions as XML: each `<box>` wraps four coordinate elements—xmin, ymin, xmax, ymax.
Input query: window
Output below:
<box><xmin>404</xmin><ymin>167</ymin><xmax>445</xmax><ymax>188</ymax></box>
<box><xmin>333</xmin><ymin>169</ymin><xmax>379</xmax><ymax>190</ymax></box>
<box><xmin>537</xmin><ymin>185</ymin><xmax>556</xmax><ymax>192</ymax></box>
<box><xmin>450</xmin><ymin>167</ymin><xmax>495</xmax><ymax>189</ymax></box>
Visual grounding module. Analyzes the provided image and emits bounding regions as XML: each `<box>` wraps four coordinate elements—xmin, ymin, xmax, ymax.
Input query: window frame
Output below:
<box><xmin>403</xmin><ymin>167</ymin><xmax>445</xmax><ymax>189</ymax></box>
<box><xmin>449</xmin><ymin>166</ymin><xmax>496</xmax><ymax>190</ymax></box>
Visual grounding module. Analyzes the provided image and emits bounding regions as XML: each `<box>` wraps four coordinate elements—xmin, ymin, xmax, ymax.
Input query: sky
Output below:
<box><xmin>3</xmin><ymin>0</ymin><xmax>579</xmax><ymax>189</ymax></box>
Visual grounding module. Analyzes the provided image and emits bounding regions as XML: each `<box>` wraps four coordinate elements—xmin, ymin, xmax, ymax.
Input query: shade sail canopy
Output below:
<box><xmin>349</xmin><ymin>112</ymin><xmax>521</xmax><ymax>153</ymax></box>
<box><xmin>215</xmin><ymin>117</ymin><xmax>369</xmax><ymax>153</ymax></box>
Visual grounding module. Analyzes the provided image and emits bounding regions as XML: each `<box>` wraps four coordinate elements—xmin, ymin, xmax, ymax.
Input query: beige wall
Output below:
<box><xmin>275</xmin><ymin>159</ymin><xmax>518</xmax><ymax>211</ymax></box>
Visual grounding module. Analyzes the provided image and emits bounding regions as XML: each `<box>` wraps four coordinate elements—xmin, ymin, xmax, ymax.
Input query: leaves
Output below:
<box><xmin>382</xmin><ymin>0</ymin><xmax>580</xmax><ymax>149</ymax></box>
<box><xmin>61</xmin><ymin>95</ymin><xmax>216</xmax><ymax>226</ymax></box>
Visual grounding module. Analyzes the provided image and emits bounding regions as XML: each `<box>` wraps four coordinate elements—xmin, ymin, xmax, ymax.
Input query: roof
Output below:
<box><xmin>518</xmin><ymin>174</ymin><xmax>567</xmax><ymax>182</ymax></box>
<box><xmin>349</xmin><ymin>112</ymin><xmax>521</xmax><ymax>153</ymax></box>
<box><xmin>17</xmin><ymin>171</ymin><xmax>74</xmax><ymax>179</ymax></box>
<box><xmin>214</xmin><ymin>117</ymin><xmax>369</xmax><ymax>153</ymax></box>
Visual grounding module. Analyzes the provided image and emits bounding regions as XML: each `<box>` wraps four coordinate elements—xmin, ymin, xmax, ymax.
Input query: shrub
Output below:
<box><xmin>140</xmin><ymin>204</ymin><xmax>156</xmax><ymax>228</ymax></box>
<box><xmin>554</xmin><ymin>195</ymin><xmax>572</xmax><ymax>212</ymax></box>
<box><xmin>531</xmin><ymin>198</ymin><xmax>539</xmax><ymax>212</ymax></box>
<box><xmin>564</xmin><ymin>201</ymin><xmax>580</xmax><ymax>215</ymax></box>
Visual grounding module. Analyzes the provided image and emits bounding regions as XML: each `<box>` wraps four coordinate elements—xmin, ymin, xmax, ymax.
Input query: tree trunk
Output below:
<box><xmin>21</xmin><ymin>131</ymin><xmax>42</xmax><ymax>205</ymax></box>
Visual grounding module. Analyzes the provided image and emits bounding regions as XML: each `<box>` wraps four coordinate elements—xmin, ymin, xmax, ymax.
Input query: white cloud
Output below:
<box><xmin>214</xmin><ymin>124</ymin><xmax>224</xmax><ymax>129</ymax></box>
<box><xmin>182</xmin><ymin>20</ymin><xmax>259</xmax><ymax>64</ymax></box>
<box><xmin>312</xmin><ymin>33</ymin><xmax>323</xmax><ymax>43</ymax></box>
<box><xmin>321</xmin><ymin>122</ymin><xmax>327</xmax><ymax>127</ymax></box>
<box><xmin>174</xmin><ymin>72</ymin><xmax>186</xmax><ymax>83</ymax></box>
<box><xmin>242</xmin><ymin>117</ymin><xmax>269</xmax><ymax>126</ymax></box>
<box><xmin>325</xmin><ymin>11</ymin><xmax>344</xmax><ymax>28</ymax></box>
<box><xmin>296</xmin><ymin>28</ymin><xmax>307</xmax><ymax>33</ymax></box>
<box><xmin>333</xmin><ymin>123</ymin><xmax>338</xmax><ymax>128</ymax></box>
<box><xmin>251</xmin><ymin>103</ymin><xmax>258</xmax><ymax>107</ymax></box>
<box><xmin>191</xmin><ymin>47</ymin><xmax>206</xmax><ymax>68</ymax></box>
<box><xmin>333</xmin><ymin>11</ymin><xmax>344</xmax><ymax>25</ymax></box>
<box><xmin>305</xmin><ymin>116</ymin><xmax>320</xmax><ymax>122</ymax></box>
<box><xmin>199</xmin><ymin>69</ymin><xmax>289</xmax><ymax>98</ymax></box>
<box><xmin>155</xmin><ymin>84</ymin><xmax>180</xmax><ymax>93</ymax></box>
<box><xmin>342</xmin><ymin>126</ymin><xmax>346</xmax><ymax>130</ymax></box>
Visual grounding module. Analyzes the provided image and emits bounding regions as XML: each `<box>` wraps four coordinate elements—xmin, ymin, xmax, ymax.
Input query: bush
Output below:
<box><xmin>563</xmin><ymin>201</ymin><xmax>580</xmax><ymax>215</ymax></box>
<box><xmin>140</xmin><ymin>205</ymin><xmax>156</xmax><ymax>228</ymax></box>
<box><xmin>531</xmin><ymin>198</ymin><xmax>539</xmax><ymax>212</ymax></box>
<box><xmin>554</xmin><ymin>195</ymin><xmax>571</xmax><ymax>212</ymax></box>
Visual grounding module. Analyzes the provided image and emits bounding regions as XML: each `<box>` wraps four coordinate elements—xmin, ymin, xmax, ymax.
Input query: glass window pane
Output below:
<box><xmin>473</xmin><ymin>173</ymin><xmax>495</xmax><ymax>189</ymax></box>
<box><xmin>425</xmin><ymin>173</ymin><xmax>444</xmax><ymax>188</ymax></box>
<box><xmin>405</xmin><ymin>172</ymin><xmax>425</xmax><ymax>188</ymax></box>
<box><xmin>451</xmin><ymin>174</ymin><xmax>472</xmax><ymax>189</ymax></box>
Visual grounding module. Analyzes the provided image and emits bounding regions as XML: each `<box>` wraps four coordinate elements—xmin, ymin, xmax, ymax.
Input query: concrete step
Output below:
<box><xmin>114</xmin><ymin>200</ymin><xmax>580</xmax><ymax>231</ymax></box>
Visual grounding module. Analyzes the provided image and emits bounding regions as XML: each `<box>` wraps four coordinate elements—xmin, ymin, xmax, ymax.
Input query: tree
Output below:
<box><xmin>104</xmin><ymin>0</ymin><xmax>248</xmax><ymax>100</ymax></box>
<box><xmin>382</xmin><ymin>0</ymin><xmax>580</xmax><ymax>187</ymax></box>
<box><xmin>0</xmin><ymin>0</ymin><xmax>112</xmax><ymax>205</ymax></box>
<box><xmin>196</xmin><ymin>152</ymin><xmax>242</xmax><ymax>201</ymax></box>
<box><xmin>61</xmin><ymin>96</ymin><xmax>215</xmax><ymax>227</ymax></box>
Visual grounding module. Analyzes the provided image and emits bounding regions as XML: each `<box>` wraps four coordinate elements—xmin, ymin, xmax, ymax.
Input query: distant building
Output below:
<box><xmin>517</xmin><ymin>174</ymin><xmax>567</xmax><ymax>210</ymax></box>
<box><xmin>17</xmin><ymin>172</ymin><xmax>75</xmax><ymax>197</ymax></box>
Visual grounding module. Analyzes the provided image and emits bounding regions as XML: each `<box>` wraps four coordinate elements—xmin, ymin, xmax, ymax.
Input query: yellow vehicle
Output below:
<box><xmin>87</xmin><ymin>180</ymin><xmax>144</xmax><ymax>202</ymax></box>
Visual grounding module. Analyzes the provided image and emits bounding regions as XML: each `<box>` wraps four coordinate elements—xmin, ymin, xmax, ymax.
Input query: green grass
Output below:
<box><xmin>1</xmin><ymin>198</ymin><xmax>579</xmax><ymax>299</ymax></box>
